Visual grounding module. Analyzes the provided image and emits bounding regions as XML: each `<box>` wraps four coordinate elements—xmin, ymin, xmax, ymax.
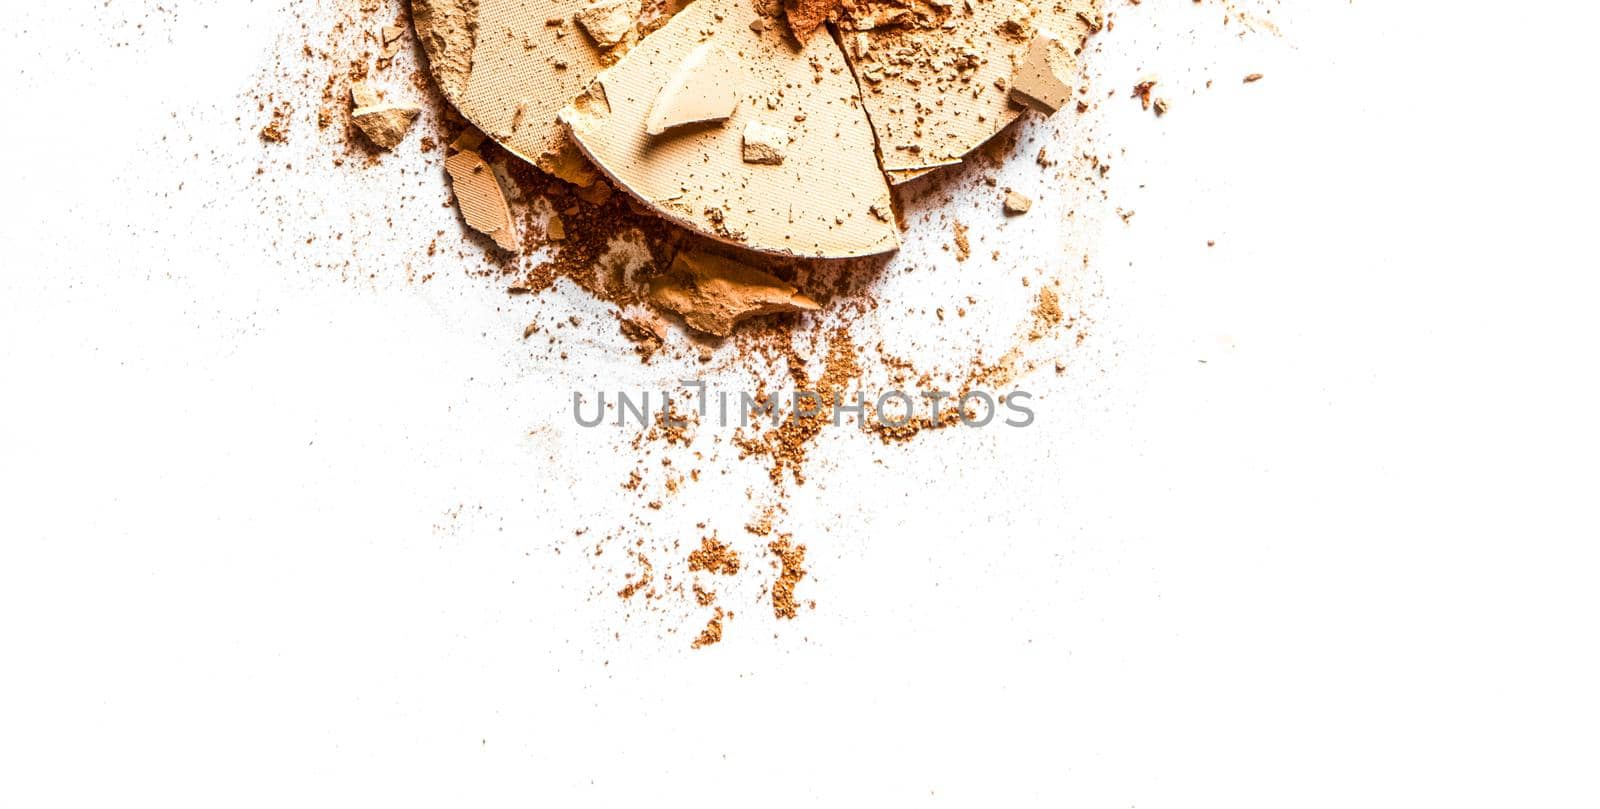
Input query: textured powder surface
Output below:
<box><xmin>560</xmin><ymin>0</ymin><xmax>899</xmax><ymax>258</ymax></box>
<box><xmin>840</xmin><ymin>0</ymin><xmax>1099</xmax><ymax>178</ymax></box>
<box><xmin>413</xmin><ymin>0</ymin><xmax>624</xmax><ymax>168</ymax></box>
<box><xmin>411</xmin><ymin>0</ymin><xmax>480</xmax><ymax>101</ymax></box>
<box><xmin>444</xmin><ymin>150</ymin><xmax>520</xmax><ymax>251</ymax></box>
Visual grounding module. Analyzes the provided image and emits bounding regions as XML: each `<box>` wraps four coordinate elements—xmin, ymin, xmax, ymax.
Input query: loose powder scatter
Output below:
<box><xmin>691</xmin><ymin>607</ymin><xmax>726</xmax><ymax>648</ymax></box>
<box><xmin>768</xmin><ymin>536</ymin><xmax>807</xmax><ymax>620</ymax></box>
<box><xmin>687</xmin><ymin>534</ymin><xmax>741</xmax><ymax>575</ymax></box>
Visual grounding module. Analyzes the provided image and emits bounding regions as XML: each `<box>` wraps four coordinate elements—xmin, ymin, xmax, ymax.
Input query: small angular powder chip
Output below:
<box><xmin>350</xmin><ymin>82</ymin><xmax>421</xmax><ymax>149</ymax></box>
<box><xmin>573</xmin><ymin>0</ymin><xmax>640</xmax><ymax>48</ymax></box>
<box><xmin>444</xmin><ymin>150</ymin><xmax>520</xmax><ymax>251</ymax></box>
<box><xmin>1009</xmin><ymin>32</ymin><xmax>1075</xmax><ymax>115</ymax></box>
<box><xmin>644</xmin><ymin>42</ymin><xmax>739</xmax><ymax>136</ymax></box>
<box><xmin>646</xmin><ymin>251</ymin><xmax>820</xmax><ymax>337</ymax></box>
<box><xmin>380</xmin><ymin>24</ymin><xmax>406</xmax><ymax>58</ymax></box>
<box><xmin>1003</xmin><ymin>190</ymin><xmax>1033</xmax><ymax>215</ymax></box>
<box><xmin>740</xmin><ymin>121</ymin><xmax>787</xmax><ymax>165</ymax></box>
<box><xmin>534</xmin><ymin>134</ymin><xmax>601</xmax><ymax>187</ymax></box>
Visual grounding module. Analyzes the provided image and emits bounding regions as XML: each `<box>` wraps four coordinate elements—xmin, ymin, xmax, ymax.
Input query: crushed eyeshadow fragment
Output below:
<box><xmin>444</xmin><ymin>150</ymin><xmax>520</xmax><ymax>251</ymax></box>
<box><xmin>647</xmin><ymin>251</ymin><xmax>820</xmax><ymax>337</ymax></box>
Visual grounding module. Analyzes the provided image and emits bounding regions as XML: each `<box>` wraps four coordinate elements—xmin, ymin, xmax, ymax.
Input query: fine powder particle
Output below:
<box><xmin>445</xmin><ymin>150</ymin><xmax>520</xmax><ymax>251</ymax></box>
<box><xmin>646</xmin><ymin>251</ymin><xmax>820</xmax><ymax>337</ymax></box>
<box><xmin>768</xmin><ymin>536</ymin><xmax>807</xmax><ymax>619</ymax></box>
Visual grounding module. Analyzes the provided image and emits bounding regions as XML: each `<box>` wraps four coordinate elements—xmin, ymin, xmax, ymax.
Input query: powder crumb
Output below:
<box><xmin>688</xmin><ymin>534</ymin><xmax>741</xmax><ymax>575</ymax></box>
<box><xmin>691</xmin><ymin>607</ymin><xmax>726</xmax><ymax>648</ymax></box>
<box><xmin>1132</xmin><ymin>77</ymin><xmax>1157</xmax><ymax>110</ymax></box>
<box><xmin>768</xmin><ymin>536</ymin><xmax>807</xmax><ymax>620</ymax></box>
<box><xmin>1003</xmin><ymin>191</ymin><xmax>1033</xmax><ymax>216</ymax></box>
<box><xmin>953</xmin><ymin>222</ymin><xmax>971</xmax><ymax>261</ymax></box>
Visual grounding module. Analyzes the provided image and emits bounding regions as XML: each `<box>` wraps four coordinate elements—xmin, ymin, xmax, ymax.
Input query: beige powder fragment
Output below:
<box><xmin>647</xmin><ymin>251</ymin><xmax>820</xmax><ymax>337</ymax></box>
<box><xmin>644</xmin><ymin>42</ymin><xmax>739</xmax><ymax>136</ymax></box>
<box><xmin>573</xmin><ymin>0</ymin><xmax>640</xmax><ymax>48</ymax></box>
<box><xmin>1009</xmin><ymin>32</ymin><xmax>1074</xmax><ymax>115</ymax></box>
<box><xmin>353</xmin><ymin>104</ymin><xmax>423</xmax><ymax>149</ymax></box>
<box><xmin>535</xmin><ymin>134</ymin><xmax>601</xmax><ymax>186</ymax></box>
<box><xmin>1003</xmin><ymin>190</ymin><xmax>1033</xmax><ymax>215</ymax></box>
<box><xmin>740</xmin><ymin>121</ymin><xmax>787</xmax><ymax>165</ymax></box>
<box><xmin>381</xmin><ymin>25</ymin><xmax>406</xmax><ymax>58</ymax></box>
<box><xmin>411</xmin><ymin>0</ymin><xmax>480</xmax><ymax>101</ymax></box>
<box><xmin>444</xmin><ymin>150</ymin><xmax>520</xmax><ymax>251</ymax></box>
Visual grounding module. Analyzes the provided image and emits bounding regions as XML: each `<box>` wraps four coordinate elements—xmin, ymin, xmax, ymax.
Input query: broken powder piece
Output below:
<box><xmin>444</xmin><ymin>150</ymin><xmax>520</xmax><ymax>251</ymax></box>
<box><xmin>619</xmin><ymin>310</ymin><xmax>669</xmax><ymax>361</ymax></box>
<box><xmin>353</xmin><ymin>103</ymin><xmax>423</xmax><ymax>149</ymax></box>
<box><xmin>740</xmin><ymin>121</ymin><xmax>788</xmax><ymax>165</ymax></box>
<box><xmin>573</xmin><ymin>0</ymin><xmax>640</xmax><ymax>49</ymax></box>
<box><xmin>1003</xmin><ymin>190</ymin><xmax>1032</xmax><ymax>215</ymax></box>
<box><xmin>559</xmin><ymin>0</ymin><xmax>897</xmax><ymax>258</ymax></box>
<box><xmin>351</xmin><ymin>81</ymin><xmax>381</xmax><ymax>109</ymax></box>
<box><xmin>575</xmin><ymin>180</ymin><xmax>613</xmax><ymax>204</ymax></box>
<box><xmin>1244</xmin><ymin>73</ymin><xmax>1265</xmax><ymax>83</ymax></box>
<box><xmin>1008</xmin><ymin>32</ymin><xmax>1075</xmax><ymax>115</ymax></box>
<box><xmin>1153</xmin><ymin>97</ymin><xmax>1169</xmax><ymax>116</ymax></box>
<box><xmin>547</xmin><ymin>213</ymin><xmax>566</xmax><ymax>240</ymax></box>
<box><xmin>380</xmin><ymin>25</ymin><xmax>406</xmax><ymax>58</ymax></box>
<box><xmin>535</xmin><ymin>134</ymin><xmax>600</xmax><ymax>186</ymax></box>
<box><xmin>646</xmin><ymin>251</ymin><xmax>820</xmax><ymax>337</ymax></box>
<box><xmin>784</xmin><ymin>0</ymin><xmax>840</xmax><ymax>41</ymax></box>
<box><xmin>448</xmin><ymin>127</ymin><xmax>485</xmax><ymax>153</ymax></box>
<box><xmin>644</xmin><ymin>42</ymin><xmax>739</xmax><ymax>136</ymax></box>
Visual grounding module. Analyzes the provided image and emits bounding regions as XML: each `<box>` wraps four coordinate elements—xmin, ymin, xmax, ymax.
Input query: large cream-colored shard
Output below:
<box><xmin>412</xmin><ymin>0</ymin><xmax>637</xmax><ymax>167</ymax></box>
<box><xmin>648</xmin><ymin>251</ymin><xmax>821</xmax><ymax>336</ymax></box>
<box><xmin>1008</xmin><ymin>31</ymin><xmax>1072</xmax><ymax>114</ymax></box>
<box><xmin>445</xmin><ymin>150</ymin><xmax>521</xmax><ymax>251</ymax></box>
<box><xmin>644</xmin><ymin>43</ymin><xmax>740</xmax><ymax>136</ymax></box>
<box><xmin>560</xmin><ymin>0</ymin><xmax>899</xmax><ymax>258</ymax></box>
<box><xmin>838</xmin><ymin>0</ymin><xmax>1098</xmax><ymax>182</ymax></box>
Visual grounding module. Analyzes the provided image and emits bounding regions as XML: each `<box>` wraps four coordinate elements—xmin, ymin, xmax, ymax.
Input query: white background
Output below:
<box><xmin>3</xmin><ymin>0</ymin><xmax>1598</xmax><ymax>806</ymax></box>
